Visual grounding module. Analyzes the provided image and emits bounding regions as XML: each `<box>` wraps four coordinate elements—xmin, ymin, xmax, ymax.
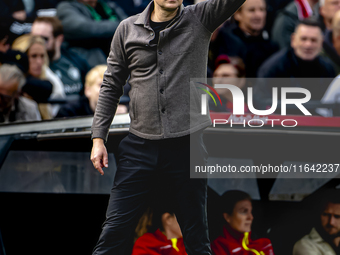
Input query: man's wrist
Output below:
<box><xmin>93</xmin><ymin>138</ymin><xmax>105</xmax><ymax>145</ymax></box>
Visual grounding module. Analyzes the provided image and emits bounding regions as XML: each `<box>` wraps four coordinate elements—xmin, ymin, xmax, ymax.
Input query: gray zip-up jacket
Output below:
<box><xmin>92</xmin><ymin>0</ymin><xmax>245</xmax><ymax>141</ymax></box>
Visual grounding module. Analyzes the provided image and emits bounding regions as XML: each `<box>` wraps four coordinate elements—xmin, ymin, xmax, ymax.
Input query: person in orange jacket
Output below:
<box><xmin>211</xmin><ymin>190</ymin><xmax>274</xmax><ymax>255</ymax></box>
<box><xmin>132</xmin><ymin>206</ymin><xmax>187</xmax><ymax>255</ymax></box>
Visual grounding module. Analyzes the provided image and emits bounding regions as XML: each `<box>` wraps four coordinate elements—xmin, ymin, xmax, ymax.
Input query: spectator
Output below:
<box><xmin>132</xmin><ymin>207</ymin><xmax>187</xmax><ymax>255</ymax></box>
<box><xmin>0</xmin><ymin>64</ymin><xmax>41</xmax><ymax>123</ymax></box>
<box><xmin>56</xmin><ymin>0</ymin><xmax>128</xmax><ymax>67</ymax></box>
<box><xmin>209</xmin><ymin>54</ymin><xmax>248</xmax><ymax>113</ymax></box>
<box><xmin>211</xmin><ymin>190</ymin><xmax>275</xmax><ymax>255</ymax></box>
<box><xmin>320</xmin><ymin>0</ymin><xmax>340</xmax><ymax>31</ymax></box>
<box><xmin>322</xmin><ymin>9</ymin><xmax>340</xmax><ymax>74</ymax></box>
<box><xmin>293</xmin><ymin>189</ymin><xmax>340</xmax><ymax>255</ymax></box>
<box><xmin>255</xmin><ymin>19</ymin><xmax>335</xmax><ymax>111</ymax></box>
<box><xmin>110</xmin><ymin>0</ymin><xmax>149</xmax><ymax>16</ymax></box>
<box><xmin>0</xmin><ymin>49</ymin><xmax>29</xmax><ymax>75</ymax></box>
<box><xmin>0</xmin><ymin>0</ymin><xmax>27</xmax><ymax>23</ymax></box>
<box><xmin>316</xmin><ymin>74</ymin><xmax>340</xmax><ymax>116</ymax></box>
<box><xmin>271</xmin><ymin>0</ymin><xmax>319</xmax><ymax>50</ymax></box>
<box><xmin>56</xmin><ymin>64</ymin><xmax>127</xmax><ymax>118</ymax></box>
<box><xmin>208</xmin><ymin>23</ymin><xmax>247</xmax><ymax>75</ymax></box>
<box><xmin>231</xmin><ymin>0</ymin><xmax>279</xmax><ymax>77</ymax></box>
<box><xmin>0</xmin><ymin>25</ymin><xmax>26</xmax><ymax>74</ymax></box>
<box><xmin>265</xmin><ymin>0</ymin><xmax>293</xmax><ymax>34</ymax></box>
<box><xmin>29</xmin><ymin>0</ymin><xmax>64</xmax><ymax>18</ymax></box>
<box><xmin>12</xmin><ymin>34</ymin><xmax>66</xmax><ymax>117</ymax></box>
<box><xmin>0</xmin><ymin>0</ymin><xmax>33</xmax><ymax>44</ymax></box>
<box><xmin>31</xmin><ymin>16</ymin><xmax>90</xmax><ymax>100</ymax></box>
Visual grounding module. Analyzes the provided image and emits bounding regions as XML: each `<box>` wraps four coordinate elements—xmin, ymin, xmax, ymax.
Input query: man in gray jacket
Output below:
<box><xmin>90</xmin><ymin>0</ymin><xmax>245</xmax><ymax>254</ymax></box>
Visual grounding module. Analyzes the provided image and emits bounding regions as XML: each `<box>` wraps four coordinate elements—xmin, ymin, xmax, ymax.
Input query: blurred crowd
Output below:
<box><xmin>131</xmin><ymin>188</ymin><xmax>340</xmax><ymax>254</ymax></box>
<box><xmin>1</xmin><ymin>0</ymin><xmax>340</xmax><ymax>123</ymax></box>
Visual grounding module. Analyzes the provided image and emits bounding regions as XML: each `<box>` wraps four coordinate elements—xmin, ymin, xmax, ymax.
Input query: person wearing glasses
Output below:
<box><xmin>0</xmin><ymin>64</ymin><xmax>41</xmax><ymax>123</ymax></box>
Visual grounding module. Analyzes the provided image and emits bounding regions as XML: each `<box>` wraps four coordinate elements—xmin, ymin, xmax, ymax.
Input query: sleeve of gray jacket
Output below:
<box><xmin>91</xmin><ymin>22</ymin><xmax>129</xmax><ymax>142</ymax></box>
<box><xmin>190</xmin><ymin>0</ymin><xmax>246</xmax><ymax>33</ymax></box>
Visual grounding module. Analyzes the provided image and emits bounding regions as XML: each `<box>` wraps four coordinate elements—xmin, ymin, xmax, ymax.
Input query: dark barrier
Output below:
<box><xmin>0</xmin><ymin>115</ymin><xmax>339</xmax><ymax>255</ymax></box>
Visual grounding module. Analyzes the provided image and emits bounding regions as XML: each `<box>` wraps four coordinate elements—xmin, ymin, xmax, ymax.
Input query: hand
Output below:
<box><xmin>116</xmin><ymin>104</ymin><xmax>128</xmax><ymax>114</ymax></box>
<box><xmin>12</xmin><ymin>10</ymin><xmax>26</xmax><ymax>21</ymax></box>
<box><xmin>90</xmin><ymin>138</ymin><xmax>108</xmax><ymax>175</ymax></box>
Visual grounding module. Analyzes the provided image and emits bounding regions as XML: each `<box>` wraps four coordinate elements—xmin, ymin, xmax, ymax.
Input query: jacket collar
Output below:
<box><xmin>134</xmin><ymin>0</ymin><xmax>184</xmax><ymax>26</ymax></box>
<box><xmin>309</xmin><ymin>227</ymin><xmax>328</xmax><ymax>244</ymax></box>
<box><xmin>223</xmin><ymin>225</ymin><xmax>251</xmax><ymax>243</ymax></box>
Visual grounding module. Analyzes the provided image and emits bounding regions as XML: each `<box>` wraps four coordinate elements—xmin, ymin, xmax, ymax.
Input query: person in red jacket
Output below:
<box><xmin>132</xmin><ymin>207</ymin><xmax>187</xmax><ymax>255</ymax></box>
<box><xmin>211</xmin><ymin>190</ymin><xmax>274</xmax><ymax>255</ymax></box>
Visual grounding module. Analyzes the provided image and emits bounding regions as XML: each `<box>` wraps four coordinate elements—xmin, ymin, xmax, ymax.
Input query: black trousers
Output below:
<box><xmin>92</xmin><ymin>131</ymin><xmax>211</xmax><ymax>255</ymax></box>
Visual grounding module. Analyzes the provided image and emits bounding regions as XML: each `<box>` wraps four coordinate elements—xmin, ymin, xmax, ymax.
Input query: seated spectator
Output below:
<box><xmin>31</xmin><ymin>16</ymin><xmax>90</xmax><ymax>100</ymax></box>
<box><xmin>231</xmin><ymin>0</ymin><xmax>279</xmax><ymax>77</ymax></box>
<box><xmin>28</xmin><ymin>0</ymin><xmax>64</xmax><ymax>18</ymax></box>
<box><xmin>322</xmin><ymin>9</ymin><xmax>340</xmax><ymax>74</ymax></box>
<box><xmin>293</xmin><ymin>189</ymin><xmax>340</xmax><ymax>255</ymax></box>
<box><xmin>132</xmin><ymin>206</ymin><xmax>187</xmax><ymax>255</ymax></box>
<box><xmin>0</xmin><ymin>49</ymin><xmax>29</xmax><ymax>75</ymax></box>
<box><xmin>316</xmin><ymin>74</ymin><xmax>340</xmax><ymax>116</ymax></box>
<box><xmin>0</xmin><ymin>0</ymin><xmax>33</xmax><ymax>44</ymax></box>
<box><xmin>1</xmin><ymin>44</ymin><xmax>53</xmax><ymax>104</ymax></box>
<box><xmin>271</xmin><ymin>0</ymin><xmax>319</xmax><ymax>50</ymax></box>
<box><xmin>208</xmin><ymin>24</ymin><xmax>247</xmax><ymax>75</ymax></box>
<box><xmin>265</xmin><ymin>0</ymin><xmax>292</xmax><ymax>34</ymax></box>
<box><xmin>320</xmin><ymin>0</ymin><xmax>340</xmax><ymax>32</ymax></box>
<box><xmin>56</xmin><ymin>0</ymin><xmax>128</xmax><ymax>67</ymax></box>
<box><xmin>211</xmin><ymin>190</ymin><xmax>275</xmax><ymax>255</ymax></box>
<box><xmin>56</xmin><ymin>65</ymin><xmax>127</xmax><ymax>118</ymax></box>
<box><xmin>0</xmin><ymin>64</ymin><xmax>41</xmax><ymax>123</ymax></box>
<box><xmin>209</xmin><ymin>55</ymin><xmax>248</xmax><ymax>113</ymax></box>
<box><xmin>12</xmin><ymin>34</ymin><xmax>66</xmax><ymax>117</ymax></box>
<box><xmin>255</xmin><ymin>19</ymin><xmax>335</xmax><ymax>110</ymax></box>
<box><xmin>0</xmin><ymin>0</ymin><xmax>27</xmax><ymax>23</ymax></box>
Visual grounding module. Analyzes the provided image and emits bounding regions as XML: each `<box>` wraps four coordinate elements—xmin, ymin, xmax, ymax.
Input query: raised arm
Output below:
<box><xmin>190</xmin><ymin>0</ymin><xmax>246</xmax><ymax>33</ymax></box>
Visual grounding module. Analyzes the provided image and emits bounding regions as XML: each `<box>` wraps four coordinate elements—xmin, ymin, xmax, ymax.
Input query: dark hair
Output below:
<box><xmin>134</xmin><ymin>205</ymin><xmax>176</xmax><ymax>243</ymax></box>
<box><xmin>221</xmin><ymin>190</ymin><xmax>251</xmax><ymax>215</ymax></box>
<box><xmin>296</xmin><ymin>18</ymin><xmax>322</xmax><ymax>31</ymax></box>
<box><xmin>150</xmin><ymin>204</ymin><xmax>175</xmax><ymax>232</ymax></box>
<box><xmin>33</xmin><ymin>16</ymin><xmax>63</xmax><ymax>38</ymax></box>
<box><xmin>236</xmin><ymin>0</ymin><xmax>267</xmax><ymax>13</ymax></box>
<box><xmin>317</xmin><ymin>189</ymin><xmax>340</xmax><ymax>213</ymax></box>
<box><xmin>214</xmin><ymin>54</ymin><xmax>246</xmax><ymax>78</ymax></box>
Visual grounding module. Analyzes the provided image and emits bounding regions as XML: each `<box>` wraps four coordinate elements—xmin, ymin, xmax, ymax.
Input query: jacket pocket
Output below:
<box><xmin>129</xmin><ymin>87</ymin><xmax>138</xmax><ymax>122</ymax></box>
<box><xmin>169</xmin><ymin>28</ymin><xmax>193</xmax><ymax>55</ymax></box>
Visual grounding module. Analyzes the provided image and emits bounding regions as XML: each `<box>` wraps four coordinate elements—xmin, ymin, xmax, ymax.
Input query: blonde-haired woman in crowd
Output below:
<box><xmin>12</xmin><ymin>34</ymin><xmax>65</xmax><ymax>117</ymax></box>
